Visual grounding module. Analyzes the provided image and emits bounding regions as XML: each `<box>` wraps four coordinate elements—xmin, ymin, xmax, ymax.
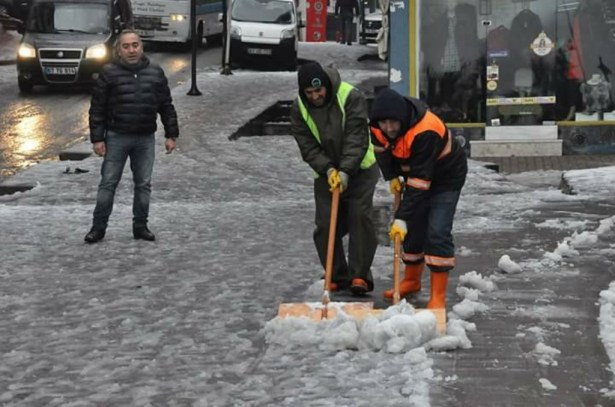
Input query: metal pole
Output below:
<box><xmin>221</xmin><ymin>0</ymin><xmax>233</xmax><ymax>75</ymax></box>
<box><xmin>187</xmin><ymin>0</ymin><xmax>202</xmax><ymax>95</ymax></box>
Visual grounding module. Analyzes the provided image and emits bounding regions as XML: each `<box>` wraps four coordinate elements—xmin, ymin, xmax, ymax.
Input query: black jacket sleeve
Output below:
<box><xmin>89</xmin><ymin>69</ymin><xmax>110</xmax><ymax>143</ymax></box>
<box><xmin>394</xmin><ymin>130</ymin><xmax>440</xmax><ymax>220</ymax></box>
<box><xmin>371</xmin><ymin>132</ymin><xmax>397</xmax><ymax>181</ymax></box>
<box><xmin>156</xmin><ymin>67</ymin><xmax>179</xmax><ymax>138</ymax></box>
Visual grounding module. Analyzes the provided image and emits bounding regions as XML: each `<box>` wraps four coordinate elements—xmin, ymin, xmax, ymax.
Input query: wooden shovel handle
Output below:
<box><xmin>393</xmin><ymin>233</ymin><xmax>401</xmax><ymax>305</ymax></box>
<box><xmin>392</xmin><ymin>190</ymin><xmax>402</xmax><ymax>304</ymax></box>
<box><xmin>324</xmin><ymin>187</ymin><xmax>340</xmax><ymax>295</ymax></box>
<box><xmin>393</xmin><ymin>189</ymin><xmax>401</xmax><ymax>212</ymax></box>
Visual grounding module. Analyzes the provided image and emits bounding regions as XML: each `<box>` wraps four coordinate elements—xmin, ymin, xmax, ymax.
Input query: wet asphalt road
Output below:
<box><xmin>0</xmin><ymin>42</ymin><xmax>222</xmax><ymax>183</ymax></box>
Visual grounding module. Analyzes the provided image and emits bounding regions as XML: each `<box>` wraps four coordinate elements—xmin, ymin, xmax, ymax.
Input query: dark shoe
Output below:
<box><xmin>84</xmin><ymin>228</ymin><xmax>105</xmax><ymax>244</ymax></box>
<box><xmin>347</xmin><ymin>42</ymin><xmax>352</xmax><ymax>45</ymax></box>
<box><xmin>133</xmin><ymin>224</ymin><xmax>155</xmax><ymax>241</ymax></box>
<box><xmin>350</xmin><ymin>278</ymin><xmax>369</xmax><ymax>296</ymax></box>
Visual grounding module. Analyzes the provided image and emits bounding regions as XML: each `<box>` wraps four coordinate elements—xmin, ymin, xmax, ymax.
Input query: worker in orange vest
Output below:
<box><xmin>369</xmin><ymin>88</ymin><xmax>467</xmax><ymax>309</ymax></box>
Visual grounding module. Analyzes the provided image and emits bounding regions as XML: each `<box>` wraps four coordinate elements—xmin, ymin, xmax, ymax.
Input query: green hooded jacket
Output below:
<box><xmin>290</xmin><ymin>66</ymin><xmax>374</xmax><ymax>176</ymax></box>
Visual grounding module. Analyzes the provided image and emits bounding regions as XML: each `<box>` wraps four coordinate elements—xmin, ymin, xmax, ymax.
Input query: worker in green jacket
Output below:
<box><xmin>290</xmin><ymin>61</ymin><xmax>379</xmax><ymax>295</ymax></box>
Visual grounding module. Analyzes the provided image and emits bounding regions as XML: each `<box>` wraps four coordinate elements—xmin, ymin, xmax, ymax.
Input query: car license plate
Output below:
<box><xmin>247</xmin><ymin>48</ymin><xmax>272</xmax><ymax>55</ymax></box>
<box><xmin>45</xmin><ymin>67</ymin><xmax>77</xmax><ymax>75</ymax></box>
<box><xmin>136</xmin><ymin>29</ymin><xmax>154</xmax><ymax>37</ymax></box>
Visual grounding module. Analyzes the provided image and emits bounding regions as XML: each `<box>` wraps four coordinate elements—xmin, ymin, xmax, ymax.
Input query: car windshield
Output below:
<box><xmin>232</xmin><ymin>0</ymin><xmax>293</xmax><ymax>24</ymax></box>
<box><xmin>26</xmin><ymin>2</ymin><xmax>110</xmax><ymax>34</ymax></box>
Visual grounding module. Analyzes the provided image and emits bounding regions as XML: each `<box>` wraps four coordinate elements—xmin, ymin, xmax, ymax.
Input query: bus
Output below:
<box><xmin>131</xmin><ymin>0</ymin><xmax>223</xmax><ymax>45</ymax></box>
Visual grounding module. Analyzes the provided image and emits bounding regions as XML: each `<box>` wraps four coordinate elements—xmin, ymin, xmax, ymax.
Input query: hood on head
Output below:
<box><xmin>297</xmin><ymin>62</ymin><xmax>340</xmax><ymax>108</ymax></box>
<box><xmin>369</xmin><ymin>88</ymin><xmax>425</xmax><ymax>137</ymax></box>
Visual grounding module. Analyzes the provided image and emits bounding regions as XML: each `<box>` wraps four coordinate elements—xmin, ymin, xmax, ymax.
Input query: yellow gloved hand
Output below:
<box><xmin>389</xmin><ymin>177</ymin><xmax>403</xmax><ymax>194</ymax></box>
<box><xmin>327</xmin><ymin>168</ymin><xmax>341</xmax><ymax>191</ymax></box>
<box><xmin>389</xmin><ymin>219</ymin><xmax>407</xmax><ymax>241</ymax></box>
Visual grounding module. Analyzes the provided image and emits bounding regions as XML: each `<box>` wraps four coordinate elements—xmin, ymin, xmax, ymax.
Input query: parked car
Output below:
<box><xmin>16</xmin><ymin>0</ymin><xmax>133</xmax><ymax>93</ymax></box>
<box><xmin>229</xmin><ymin>0</ymin><xmax>299</xmax><ymax>71</ymax></box>
<box><xmin>360</xmin><ymin>9</ymin><xmax>382</xmax><ymax>45</ymax></box>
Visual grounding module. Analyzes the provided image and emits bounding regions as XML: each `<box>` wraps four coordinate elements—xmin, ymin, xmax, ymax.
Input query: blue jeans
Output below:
<box><xmin>404</xmin><ymin>188</ymin><xmax>462</xmax><ymax>271</ymax></box>
<box><xmin>92</xmin><ymin>132</ymin><xmax>155</xmax><ymax>230</ymax></box>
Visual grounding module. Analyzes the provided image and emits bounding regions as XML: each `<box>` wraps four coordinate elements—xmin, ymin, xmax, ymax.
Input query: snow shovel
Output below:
<box><xmin>277</xmin><ymin>187</ymin><xmax>382</xmax><ymax>321</ymax></box>
<box><xmin>391</xmin><ymin>191</ymin><xmax>446</xmax><ymax>333</ymax></box>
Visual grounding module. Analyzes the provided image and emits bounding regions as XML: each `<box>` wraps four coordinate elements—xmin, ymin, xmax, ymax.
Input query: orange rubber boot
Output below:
<box><xmin>426</xmin><ymin>272</ymin><xmax>449</xmax><ymax>309</ymax></box>
<box><xmin>383</xmin><ymin>263</ymin><xmax>424</xmax><ymax>300</ymax></box>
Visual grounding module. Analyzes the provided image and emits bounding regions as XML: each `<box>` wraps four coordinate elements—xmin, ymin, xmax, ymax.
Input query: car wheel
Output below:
<box><xmin>18</xmin><ymin>78</ymin><xmax>33</xmax><ymax>93</ymax></box>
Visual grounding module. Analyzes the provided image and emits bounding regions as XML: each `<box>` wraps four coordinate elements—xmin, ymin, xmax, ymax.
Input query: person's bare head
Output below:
<box><xmin>115</xmin><ymin>29</ymin><xmax>143</xmax><ymax>65</ymax></box>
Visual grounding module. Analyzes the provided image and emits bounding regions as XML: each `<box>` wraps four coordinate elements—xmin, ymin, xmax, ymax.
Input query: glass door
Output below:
<box><xmin>482</xmin><ymin>0</ymin><xmax>559</xmax><ymax>127</ymax></box>
<box><xmin>418</xmin><ymin>0</ymin><xmax>484</xmax><ymax>123</ymax></box>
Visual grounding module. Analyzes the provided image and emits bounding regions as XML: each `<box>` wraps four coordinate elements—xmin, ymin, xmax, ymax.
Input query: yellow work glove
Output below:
<box><xmin>327</xmin><ymin>168</ymin><xmax>341</xmax><ymax>191</ymax></box>
<box><xmin>389</xmin><ymin>219</ymin><xmax>407</xmax><ymax>241</ymax></box>
<box><xmin>389</xmin><ymin>177</ymin><xmax>403</xmax><ymax>194</ymax></box>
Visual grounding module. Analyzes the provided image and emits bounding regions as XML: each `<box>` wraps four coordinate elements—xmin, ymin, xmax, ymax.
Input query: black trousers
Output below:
<box><xmin>313</xmin><ymin>165</ymin><xmax>379</xmax><ymax>290</ymax></box>
<box><xmin>340</xmin><ymin>15</ymin><xmax>354</xmax><ymax>44</ymax></box>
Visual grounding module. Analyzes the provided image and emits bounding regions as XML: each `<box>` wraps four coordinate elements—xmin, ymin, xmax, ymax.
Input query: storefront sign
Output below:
<box><xmin>531</xmin><ymin>32</ymin><xmax>555</xmax><ymax>56</ymax></box>
<box><xmin>487</xmin><ymin>96</ymin><xmax>556</xmax><ymax>106</ymax></box>
<box><xmin>306</xmin><ymin>0</ymin><xmax>327</xmax><ymax>42</ymax></box>
<box><xmin>487</xmin><ymin>63</ymin><xmax>499</xmax><ymax>81</ymax></box>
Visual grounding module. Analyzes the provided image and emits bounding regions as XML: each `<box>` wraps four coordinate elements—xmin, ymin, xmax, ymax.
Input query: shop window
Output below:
<box><xmin>419</xmin><ymin>0</ymin><xmax>483</xmax><ymax>123</ymax></box>
<box><xmin>559</xmin><ymin>0</ymin><xmax>615</xmax><ymax>121</ymax></box>
<box><xmin>418</xmin><ymin>0</ymin><xmax>615</xmax><ymax>124</ymax></box>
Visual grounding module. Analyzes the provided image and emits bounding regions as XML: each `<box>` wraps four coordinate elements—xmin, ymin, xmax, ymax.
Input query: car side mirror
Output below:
<box><xmin>218</xmin><ymin>12</ymin><xmax>224</xmax><ymax>23</ymax></box>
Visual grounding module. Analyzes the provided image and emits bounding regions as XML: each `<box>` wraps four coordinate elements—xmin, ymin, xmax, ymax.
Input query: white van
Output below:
<box><xmin>229</xmin><ymin>0</ymin><xmax>298</xmax><ymax>71</ymax></box>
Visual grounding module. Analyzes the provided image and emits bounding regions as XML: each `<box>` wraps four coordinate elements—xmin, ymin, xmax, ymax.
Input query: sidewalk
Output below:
<box><xmin>474</xmin><ymin>154</ymin><xmax>615</xmax><ymax>174</ymax></box>
<box><xmin>1</xmin><ymin>43</ymin><xmax>615</xmax><ymax>405</ymax></box>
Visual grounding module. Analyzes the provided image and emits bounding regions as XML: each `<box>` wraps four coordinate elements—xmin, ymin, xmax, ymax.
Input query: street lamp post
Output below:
<box><xmin>221</xmin><ymin>0</ymin><xmax>232</xmax><ymax>75</ymax></box>
<box><xmin>187</xmin><ymin>0</ymin><xmax>202</xmax><ymax>95</ymax></box>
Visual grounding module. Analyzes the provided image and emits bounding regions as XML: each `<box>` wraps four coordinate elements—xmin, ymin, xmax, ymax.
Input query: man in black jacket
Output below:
<box><xmin>335</xmin><ymin>0</ymin><xmax>359</xmax><ymax>45</ymax></box>
<box><xmin>84</xmin><ymin>29</ymin><xmax>179</xmax><ymax>243</ymax></box>
<box><xmin>370</xmin><ymin>88</ymin><xmax>467</xmax><ymax>309</ymax></box>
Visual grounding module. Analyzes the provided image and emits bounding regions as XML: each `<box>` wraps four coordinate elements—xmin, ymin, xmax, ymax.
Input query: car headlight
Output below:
<box><xmin>85</xmin><ymin>44</ymin><xmax>107</xmax><ymax>59</ymax></box>
<box><xmin>281</xmin><ymin>29</ymin><xmax>294</xmax><ymax>39</ymax></box>
<box><xmin>170</xmin><ymin>14</ymin><xmax>187</xmax><ymax>21</ymax></box>
<box><xmin>230</xmin><ymin>26</ymin><xmax>241</xmax><ymax>40</ymax></box>
<box><xmin>17</xmin><ymin>43</ymin><xmax>36</xmax><ymax>59</ymax></box>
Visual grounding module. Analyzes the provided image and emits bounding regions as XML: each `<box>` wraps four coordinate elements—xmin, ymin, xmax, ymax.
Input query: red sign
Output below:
<box><xmin>306</xmin><ymin>0</ymin><xmax>327</xmax><ymax>42</ymax></box>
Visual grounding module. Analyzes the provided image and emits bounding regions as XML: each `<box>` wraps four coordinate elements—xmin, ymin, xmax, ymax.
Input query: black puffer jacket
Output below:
<box><xmin>89</xmin><ymin>56</ymin><xmax>178</xmax><ymax>143</ymax></box>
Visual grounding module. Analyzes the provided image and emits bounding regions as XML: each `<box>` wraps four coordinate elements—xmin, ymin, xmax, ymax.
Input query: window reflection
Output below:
<box><xmin>420</xmin><ymin>1</ymin><xmax>483</xmax><ymax>123</ymax></box>
<box><xmin>418</xmin><ymin>0</ymin><xmax>615</xmax><ymax>124</ymax></box>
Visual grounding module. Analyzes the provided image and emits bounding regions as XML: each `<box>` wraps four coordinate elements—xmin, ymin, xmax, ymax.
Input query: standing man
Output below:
<box><xmin>369</xmin><ymin>88</ymin><xmax>467</xmax><ymax>309</ymax></box>
<box><xmin>335</xmin><ymin>0</ymin><xmax>359</xmax><ymax>45</ymax></box>
<box><xmin>84</xmin><ymin>29</ymin><xmax>179</xmax><ymax>243</ymax></box>
<box><xmin>290</xmin><ymin>61</ymin><xmax>379</xmax><ymax>295</ymax></box>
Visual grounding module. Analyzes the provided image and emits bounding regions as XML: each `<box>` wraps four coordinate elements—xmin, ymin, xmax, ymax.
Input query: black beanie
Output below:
<box><xmin>297</xmin><ymin>62</ymin><xmax>331</xmax><ymax>92</ymax></box>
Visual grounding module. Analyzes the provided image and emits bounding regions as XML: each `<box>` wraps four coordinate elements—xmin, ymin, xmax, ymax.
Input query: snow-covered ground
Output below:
<box><xmin>1</xmin><ymin>41</ymin><xmax>615</xmax><ymax>404</ymax></box>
